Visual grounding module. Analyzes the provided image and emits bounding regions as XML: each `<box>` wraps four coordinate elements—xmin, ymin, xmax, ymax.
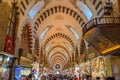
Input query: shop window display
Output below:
<box><xmin>79</xmin><ymin>61</ymin><xmax>91</xmax><ymax>76</ymax></box>
<box><xmin>0</xmin><ymin>67</ymin><xmax>10</xmax><ymax>79</ymax></box>
<box><xmin>91</xmin><ymin>56</ymin><xmax>106</xmax><ymax>78</ymax></box>
<box><xmin>0</xmin><ymin>53</ymin><xmax>13</xmax><ymax>80</ymax></box>
<box><xmin>14</xmin><ymin>66</ymin><xmax>31</xmax><ymax>80</ymax></box>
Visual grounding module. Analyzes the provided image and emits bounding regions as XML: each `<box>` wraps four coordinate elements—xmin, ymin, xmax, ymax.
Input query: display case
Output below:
<box><xmin>79</xmin><ymin>60</ymin><xmax>91</xmax><ymax>76</ymax></box>
<box><xmin>91</xmin><ymin>56</ymin><xmax>106</xmax><ymax>78</ymax></box>
<box><xmin>0</xmin><ymin>52</ymin><xmax>14</xmax><ymax>80</ymax></box>
<box><xmin>14</xmin><ymin>66</ymin><xmax>31</xmax><ymax>80</ymax></box>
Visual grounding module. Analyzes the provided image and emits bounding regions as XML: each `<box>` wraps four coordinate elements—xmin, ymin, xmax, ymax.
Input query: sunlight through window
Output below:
<box><xmin>29</xmin><ymin>1</ymin><xmax>44</xmax><ymax>19</ymax></box>
<box><xmin>76</xmin><ymin>1</ymin><xmax>92</xmax><ymax>20</ymax></box>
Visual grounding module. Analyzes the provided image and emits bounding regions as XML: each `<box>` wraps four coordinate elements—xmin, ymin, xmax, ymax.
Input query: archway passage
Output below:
<box><xmin>1</xmin><ymin>0</ymin><xmax>120</xmax><ymax>79</ymax></box>
<box><xmin>17</xmin><ymin>0</ymin><xmax>102</xmax><ymax>71</ymax></box>
<box><xmin>33</xmin><ymin>0</ymin><xmax>87</xmax><ymax>71</ymax></box>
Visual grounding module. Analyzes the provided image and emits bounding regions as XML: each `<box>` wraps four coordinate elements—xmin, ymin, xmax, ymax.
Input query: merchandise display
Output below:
<box><xmin>79</xmin><ymin>61</ymin><xmax>90</xmax><ymax>76</ymax></box>
<box><xmin>91</xmin><ymin>56</ymin><xmax>106</xmax><ymax>78</ymax></box>
<box><xmin>14</xmin><ymin>66</ymin><xmax>31</xmax><ymax>80</ymax></box>
<box><xmin>0</xmin><ymin>53</ymin><xmax>13</xmax><ymax>80</ymax></box>
<box><xmin>0</xmin><ymin>67</ymin><xmax>9</xmax><ymax>79</ymax></box>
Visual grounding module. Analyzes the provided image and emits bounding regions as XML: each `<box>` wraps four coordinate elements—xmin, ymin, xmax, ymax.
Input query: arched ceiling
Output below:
<box><xmin>17</xmin><ymin>0</ymin><xmax>104</xmax><ymax>70</ymax></box>
<box><xmin>33</xmin><ymin>0</ymin><xmax>86</xmax><ymax>70</ymax></box>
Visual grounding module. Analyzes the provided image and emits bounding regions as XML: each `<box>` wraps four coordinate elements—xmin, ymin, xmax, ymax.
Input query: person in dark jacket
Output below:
<box><xmin>20</xmin><ymin>75</ymin><xmax>28</xmax><ymax>80</ymax></box>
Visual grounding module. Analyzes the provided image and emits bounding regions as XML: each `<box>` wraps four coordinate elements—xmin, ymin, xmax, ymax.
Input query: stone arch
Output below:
<box><xmin>33</xmin><ymin>5</ymin><xmax>86</xmax><ymax>38</ymax></box>
<box><xmin>47</xmin><ymin>45</ymin><xmax>72</xmax><ymax>63</ymax></box>
<box><xmin>43</xmin><ymin>33</ymin><xmax>75</xmax><ymax>49</ymax></box>
<box><xmin>20</xmin><ymin>24</ymin><xmax>33</xmax><ymax>53</ymax></box>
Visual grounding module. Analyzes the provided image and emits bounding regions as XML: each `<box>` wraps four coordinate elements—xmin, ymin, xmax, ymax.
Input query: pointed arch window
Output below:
<box><xmin>40</xmin><ymin>27</ymin><xmax>49</xmax><ymax>39</ymax></box>
<box><xmin>76</xmin><ymin>1</ymin><xmax>92</xmax><ymax>20</ymax></box>
<box><xmin>29</xmin><ymin>1</ymin><xmax>44</xmax><ymax>19</ymax></box>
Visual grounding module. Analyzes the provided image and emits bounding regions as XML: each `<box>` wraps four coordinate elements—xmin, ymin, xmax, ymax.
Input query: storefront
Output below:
<box><xmin>74</xmin><ymin>64</ymin><xmax>80</xmax><ymax>77</ymax></box>
<box><xmin>32</xmin><ymin>61</ymin><xmax>39</xmax><ymax>79</ymax></box>
<box><xmin>91</xmin><ymin>56</ymin><xmax>106</xmax><ymax>79</ymax></box>
<box><xmin>14</xmin><ymin>48</ymin><xmax>33</xmax><ymax>79</ymax></box>
<box><xmin>14</xmin><ymin>66</ymin><xmax>31</xmax><ymax>80</ymax></box>
<box><xmin>77</xmin><ymin>53</ymin><xmax>90</xmax><ymax>79</ymax></box>
<box><xmin>87</xmin><ymin>53</ymin><xmax>112</xmax><ymax>79</ymax></box>
<box><xmin>109</xmin><ymin>55</ymin><xmax>120</xmax><ymax>80</ymax></box>
<box><xmin>68</xmin><ymin>67</ymin><xmax>73</xmax><ymax>76</ymax></box>
<box><xmin>79</xmin><ymin>60</ymin><xmax>91</xmax><ymax>79</ymax></box>
<box><xmin>14</xmin><ymin>55</ymin><xmax>33</xmax><ymax>80</ymax></box>
<box><xmin>0</xmin><ymin>51</ymin><xmax>15</xmax><ymax>80</ymax></box>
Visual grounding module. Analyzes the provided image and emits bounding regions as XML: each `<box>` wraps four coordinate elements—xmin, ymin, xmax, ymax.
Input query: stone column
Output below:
<box><xmin>118</xmin><ymin>0</ymin><xmax>120</xmax><ymax>13</ymax></box>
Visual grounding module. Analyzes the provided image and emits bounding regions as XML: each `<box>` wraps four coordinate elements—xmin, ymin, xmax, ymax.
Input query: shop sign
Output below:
<box><xmin>27</xmin><ymin>53</ymin><xmax>32</xmax><ymax>59</ymax></box>
<box><xmin>105</xmin><ymin>56</ymin><xmax>112</xmax><ymax>77</ymax></box>
<box><xmin>20</xmin><ymin>49</ymin><xmax>32</xmax><ymax>59</ymax></box>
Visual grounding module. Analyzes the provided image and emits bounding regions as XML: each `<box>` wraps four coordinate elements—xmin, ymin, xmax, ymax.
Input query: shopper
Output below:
<box><xmin>73</xmin><ymin>75</ymin><xmax>78</xmax><ymax>80</ymax></box>
<box><xmin>96</xmin><ymin>77</ymin><xmax>100</xmax><ymax>80</ymax></box>
<box><xmin>86</xmin><ymin>75</ymin><xmax>92</xmax><ymax>80</ymax></box>
<box><xmin>28</xmin><ymin>74</ymin><xmax>32</xmax><ymax>80</ymax></box>
<box><xmin>106</xmin><ymin>77</ymin><xmax>115</xmax><ymax>80</ymax></box>
<box><xmin>20</xmin><ymin>75</ymin><xmax>28</xmax><ymax>80</ymax></box>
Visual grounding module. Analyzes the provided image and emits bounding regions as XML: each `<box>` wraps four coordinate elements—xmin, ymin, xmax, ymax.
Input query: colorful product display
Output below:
<box><xmin>32</xmin><ymin>62</ymin><xmax>39</xmax><ymax>79</ymax></box>
<box><xmin>78</xmin><ymin>56</ymin><xmax>108</xmax><ymax>79</ymax></box>
<box><xmin>0</xmin><ymin>67</ymin><xmax>10</xmax><ymax>80</ymax></box>
<box><xmin>14</xmin><ymin>66</ymin><xmax>31</xmax><ymax>80</ymax></box>
<box><xmin>91</xmin><ymin>56</ymin><xmax>106</xmax><ymax>78</ymax></box>
<box><xmin>74</xmin><ymin>66</ymin><xmax>80</xmax><ymax>76</ymax></box>
<box><xmin>0</xmin><ymin>53</ymin><xmax>13</xmax><ymax>80</ymax></box>
<box><xmin>79</xmin><ymin>61</ymin><xmax>91</xmax><ymax>76</ymax></box>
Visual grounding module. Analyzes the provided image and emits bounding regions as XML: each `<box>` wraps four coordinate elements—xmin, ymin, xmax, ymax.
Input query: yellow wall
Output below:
<box><xmin>111</xmin><ymin>55</ymin><xmax>120</xmax><ymax>78</ymax></box>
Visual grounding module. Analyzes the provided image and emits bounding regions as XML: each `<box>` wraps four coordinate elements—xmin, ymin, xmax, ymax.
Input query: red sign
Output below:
<box><xmin>4</xmin><ymin>35</ymin><xmax>14</xmax><ymax>55</ymax></box>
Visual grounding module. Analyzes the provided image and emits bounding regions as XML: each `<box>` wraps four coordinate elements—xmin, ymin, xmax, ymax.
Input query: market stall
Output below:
<box><xmin>79</xmin><ymin>60</ymin><xmax>91</xmax><ymax>79</ymax></box>
<box><xmin>14</xmin><ymin>49</ymin><xmax>33</xmax><ymax>80</ymax></box>
<box><xmin>32</xmin><ymin>62</ymin><xmax>39</xmax><ymax>79</ymax></box>
<box><xmin>91</xmin><ymin>56</ymin><xmax>106</xmax><ymax>78</ymax></box>
<box><xmin>14</xmin><ymin>66</ymin><xmax>31</xmax><ymax>80</ymax></box>
<box><xmin>0</xmin><ymin>52</ymin><xmax>15</xmax><ymax>80</ymax></box>
<box><xmin>74</xmin><ymin>65</ymin><xmax>79</xmax><ymax>77</ymax></box>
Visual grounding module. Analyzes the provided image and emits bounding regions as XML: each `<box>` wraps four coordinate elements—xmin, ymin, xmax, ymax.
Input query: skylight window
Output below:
<box><xmin>65</xmin><ymin>25</ymin><xmax>79</xmax><ymax>40</ymax></box>
<box><xmin>46</xmin><ymin>43</ymin><xmax>51</xmax><ymax>51</ymax></box>
<box><xmin>29</xmin><ymin>1</ymin><xmax>44</xmax><ymax>19</ymax></box>
<box><xmin>76</xmin><ymin>1</ymin><xmax>92</xmax><ymax>20</ymax></box>
<box><xmin>40</xmin><ymin>28</ymin><xmax>49</xmax><ymax>39</ymax></box>
<box><xmin>69</xmin><ymin>27</ymin><xmax>79</xmax><ymax>40</ymax></box>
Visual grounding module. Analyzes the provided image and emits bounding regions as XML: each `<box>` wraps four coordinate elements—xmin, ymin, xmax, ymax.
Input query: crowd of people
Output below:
<box><xmin>20</xmin><ymin>74</ymin><xmax>115</xmax><ymax>80</ymax></box>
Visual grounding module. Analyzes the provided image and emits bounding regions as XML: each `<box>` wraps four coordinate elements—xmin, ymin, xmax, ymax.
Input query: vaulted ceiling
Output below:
<box><xmin>35</xmin><ymin>0</ymin><xmax>86</xmax><ymax>71</ymax></box>
<box><xmin>16</xmin><ymin>0</ymin><xmax>104</xmax><ymax>71</ymax></box>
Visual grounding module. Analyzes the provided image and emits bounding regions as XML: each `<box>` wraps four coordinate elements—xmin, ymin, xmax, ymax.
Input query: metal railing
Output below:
<box><xmin>83</xmin><ymin>17</ymin><xmax>120</xmax><ymax>36</ymax></box>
